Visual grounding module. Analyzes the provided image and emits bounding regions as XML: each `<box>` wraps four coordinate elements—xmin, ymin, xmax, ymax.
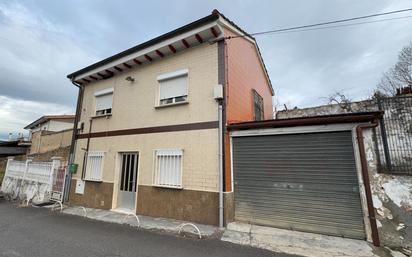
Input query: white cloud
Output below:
<box><xmin>0</xmin><ymin>1</ymin><xmax>98</xmax><ymax>104</ymax></box>
<box><xmin>0</xmin><ymin>95</ymin><xmax>73</xmax><ymax>140</ymax></box>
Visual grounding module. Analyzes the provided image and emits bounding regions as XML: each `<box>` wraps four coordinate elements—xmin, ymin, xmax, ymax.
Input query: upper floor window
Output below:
<box><xmin>253</xmin><ymin>89</ymin><xmax>264</xmax><ymax>121</ymax></box>
<box><xmin>94</xmin><ymin>88</ymin><xmax>113</xmax><ymax>116</ymax></box>
<box><xmin>157</xmin><ymin>69</ymin><xmax>188</xmax><ymax>106</ymax></box>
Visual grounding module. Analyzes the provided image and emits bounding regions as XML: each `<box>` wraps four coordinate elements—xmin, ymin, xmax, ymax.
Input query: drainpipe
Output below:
<box><xmin>356</xmin><ymin>120</ymin><xmax>380</xmax><ymax>247</ymax></box>
<box><xmin>81</xmin><ymin>118</ymin><xmax>93</xmax><ymax>179</ymax></box>
<box><xmin>63</xmin><ymin>79</ymin><xmax>84</xmax><ymax>202</ymax></box>
<box><xmin>218</xmin><ymin>102</ymin><xmax>224</xmax><ymax>228</ymax></box>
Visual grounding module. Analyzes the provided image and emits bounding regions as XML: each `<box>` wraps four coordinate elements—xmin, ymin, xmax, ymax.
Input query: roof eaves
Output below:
<box><xmin>215</xmin><ymin>10</ymin><xmax>274</xmax><ymax>95</ymax></box>
<box><xmin>67</xmin><ymin>12</ymin><xmax>220</xmax><ymax>80</ymax></box>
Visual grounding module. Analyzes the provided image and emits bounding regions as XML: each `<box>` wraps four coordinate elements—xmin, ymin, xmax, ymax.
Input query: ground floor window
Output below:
<box><xmin>154</xmin><ymin>149</ymin><xmax>183</xmax><ymax>188</ymax></box>
<box><xmin>84</xmin><ymin>151</ymin><xmax>104</xmax><ymax>181</ymax></box>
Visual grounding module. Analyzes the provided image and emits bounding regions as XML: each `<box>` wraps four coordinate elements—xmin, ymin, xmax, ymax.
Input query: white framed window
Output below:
<box><xmin>153</xmin><ymin>149</ymin><xmax>183</xmax><ymax>188</ymax></box>
<box><xmin>84</xmin><ymin>151</ymin><xmax>104</xmax><ymax>181</ymax></box>
<box><xmin>157</xmin><ymin>69</ymin><xmax>188</xmax><ymax>106</ymax></box>
<box><xmin>94</xmin><ymin>88</ymin><xmax>113</xmax><ymax>116</ymax></box>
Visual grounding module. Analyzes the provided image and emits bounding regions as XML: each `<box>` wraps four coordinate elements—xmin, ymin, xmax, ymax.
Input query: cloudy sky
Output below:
<box><xmin>0</xmin><ymin>0</ymin><xmax>411</xmax><ymax>140</ymax></box>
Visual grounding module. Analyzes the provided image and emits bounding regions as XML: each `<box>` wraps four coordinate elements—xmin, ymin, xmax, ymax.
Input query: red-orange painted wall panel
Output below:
<box><xmin>225</xmin><ymin>29</ymin><xmax>274</xmax><ymax>123</ymax></box>
<box><xmin>223</xmin><ymin>28</ymin><xmax>274</xmax><ymax>192</ymax></box>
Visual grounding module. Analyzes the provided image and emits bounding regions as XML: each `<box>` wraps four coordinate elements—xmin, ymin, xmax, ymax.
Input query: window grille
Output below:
<box><xmin>85</xmin><ymin>151</ymin><xmax>104</xmax><ymax>181</ymax></box>
<box><xmin>154</xmin><ymin>149</ymin><xmax>183</xmax><ymax>188</ymax></box>
<box><xmin>253</xmin><ymin>90</ymin><xmax>264</xmax><ymax>121</ymax></box>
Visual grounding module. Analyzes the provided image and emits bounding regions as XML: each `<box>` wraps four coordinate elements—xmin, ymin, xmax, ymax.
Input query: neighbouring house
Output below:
<box><xmin>267</xmin><ymin>93</ymin><xmax>412</xmax><ymax>252</ymax></box>
<box><xmin>25</xmin><ymin>115</ymin><xmax>75</xmax><ymax>161</ymax></box>
<box><xmin>65</xmin><ymin>9</ymin><xmax>274</xmax><ymax>226</ymax></box>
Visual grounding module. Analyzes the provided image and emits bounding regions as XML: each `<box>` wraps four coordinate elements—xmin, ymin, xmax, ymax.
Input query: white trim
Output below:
<box><xmin>157</xmin><ymin>69</ymin><xmax>188</xmax><ymax>81</ymax></box>
<box><xmin>230</xmin><ymin>123</ymin><xmax>359</xmax><ymax>137</ymax></box>
<box><xmin>230</xmin><ymin>122</ymin><xmax>372</xmax><ymax>242</ymax></box>
<box><xmin>351</xmin><ymin>127</ymin><xmax>373</xmax><ymax>243</ymax></box>
<box><xmin>74</xmin><ymin>23</ymin><xmax>218</xmax><ymax>81</ymax></box>
<box><xmin>94</xmin><ymin>87</ymin><xmax>114</xmax><ymax>96</ymax></box>
<box><xmin>113</xmin><ymin>152</ymin><xmax>140</xmax><ymax>213</ymax></box>
<box><xmin>218</xmin><ymin>18</ymin><xmax>274</xmax><ymax>95</ymax></box>
<box><xmin>230</xmin><ymin>136</ymin><xmax>234</xmax><ymax>193</ymax></box>
<box><xmin>217</xmin><ymin>18</ymin><xmax>254</xmax><ymax>44</ymax></box>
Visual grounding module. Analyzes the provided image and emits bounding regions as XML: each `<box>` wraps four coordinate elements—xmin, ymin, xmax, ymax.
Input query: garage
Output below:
<box><xmin>230</xmin><ymin>122</ymin><xmax>369</xmax><ymax>240</ymax></box>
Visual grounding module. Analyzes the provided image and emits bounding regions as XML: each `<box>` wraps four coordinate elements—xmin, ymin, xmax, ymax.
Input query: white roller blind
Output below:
<box><xmin>159</xmin><ymin>75</ymin><xmax>187</xmax><ymax>100</ymax></box>
<box><xmin>95</xmin><ymin>93</ymin><xmax>113</xmax><ymax>111</ymax></box>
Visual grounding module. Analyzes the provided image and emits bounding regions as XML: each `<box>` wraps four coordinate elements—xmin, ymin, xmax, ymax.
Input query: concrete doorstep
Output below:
<box><xmin>222</xmin><ymin>222</ymin><xmax>407</xmax><ymax>257</ymax></box>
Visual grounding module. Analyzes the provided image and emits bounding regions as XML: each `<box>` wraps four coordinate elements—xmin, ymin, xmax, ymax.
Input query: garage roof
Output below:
<box><xmin>227</xmin><ymin>112</ymin><xmax>384</xmax><ymax>130</ymax></box>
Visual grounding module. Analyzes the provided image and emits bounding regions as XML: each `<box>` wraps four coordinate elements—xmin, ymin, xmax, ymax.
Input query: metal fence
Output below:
<box><xmin>1</xmin><ymin>157</ymin><xmax>67</xmax><ymax>202</ymax></box>
<box><xmin>376</xmin><ymin>96</ymin><xmax>412</xmax><ymax>175</ymax></box>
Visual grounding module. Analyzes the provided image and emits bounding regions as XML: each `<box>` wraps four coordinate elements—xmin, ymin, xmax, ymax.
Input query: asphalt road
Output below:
<box><xmin>0</xmin><ymin>200</ymin><xmax>298</xmax><ymax>257</ymax></box>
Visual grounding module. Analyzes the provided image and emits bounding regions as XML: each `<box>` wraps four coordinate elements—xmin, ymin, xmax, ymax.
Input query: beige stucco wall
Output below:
<box><xmin>78</xmin><ymin>42</ymin><xmax>219</xmax><ymax>132</ymax></box>
<box><xmin>73</xmin><ymin>128</ymin><xmax>219</xmax><ymax>191</ymax></box>
<box><xmin>73</xmin><ymin>42</ymin><xmax>220</xmax><ymax>207</ymax></box>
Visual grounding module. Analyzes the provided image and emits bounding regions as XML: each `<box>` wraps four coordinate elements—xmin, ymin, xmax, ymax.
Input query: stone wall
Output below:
<box><xmin>276</xmin><ymin>99</ymin><xmax>378</xmax><ymax>119</ymax></box>
<box><xmin>29</xmin><ymin>129</ymin><xmax>72</xmax><ymax>155</ymax></box>
<box><xmin>28</xmin><ymin>146</ymin><xmax>70</xmax><ymax>163</ymax></box>
<box><xmin>364</xmin><ymin>129</ymin><xmax>412</xmax><ymax>255</ymax></box>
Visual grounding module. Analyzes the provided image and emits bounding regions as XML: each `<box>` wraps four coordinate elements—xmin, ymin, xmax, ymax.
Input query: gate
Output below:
<box><xmin>51</xmin><ymin>165</ymin><xmax>67</xmax><ymax>202</ymax></box>
<box><xmin>1</xmin><ymin>157</ymin><xmax>67</xmax><ymax>203</ymax></box>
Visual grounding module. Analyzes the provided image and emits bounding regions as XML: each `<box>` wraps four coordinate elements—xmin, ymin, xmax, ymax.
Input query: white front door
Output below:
<box><xmin>117</xmin><ymin>153</ymin><xmax>138</xmax><ymax>211</ymax></box>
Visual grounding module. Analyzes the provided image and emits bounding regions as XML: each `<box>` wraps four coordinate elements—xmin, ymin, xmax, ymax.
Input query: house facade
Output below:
<box><xmin>25</xmin><ymin>115</ymin><xmax>75</xmax><ymax>137</ymax></box>
<box><xmin>25</xmin><ymin>115</ymin><xmax>74</xmax><ymax>160</ymax></box>
<box><xmin>66</xmin><ymin>10</ymin><xmax>274</xmax><ymax>226</ymax></box>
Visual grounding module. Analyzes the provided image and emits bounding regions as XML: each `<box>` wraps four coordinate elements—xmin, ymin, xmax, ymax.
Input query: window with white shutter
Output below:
<box><xmin>94</xmin><ymin>88</ymin><xmax>113</xmax><ymax>116</ymax></box>
<box><xmin>84</xmin><ymin>151</ymin><xmax>104</xmax><ymax>181</ymax></box>
<box><xmin>157</xmin><ymin>69</ymin><xmax>188</xmax><ymax>106</ymax></box>
<box><xmin>154</xmin><ymin>149</ymin><xmax>183</xmax><ymax>188</ymax></box>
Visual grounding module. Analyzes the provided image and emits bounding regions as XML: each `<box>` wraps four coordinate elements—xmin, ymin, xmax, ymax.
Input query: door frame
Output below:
<box><xmin>111</xmin><ymin>151</ymin><xmax>140</xmax><ymax>213</ymax></box>
<box><xmin>230</xmin><ymin>122</ymin><xmax>373</xmax><ymax>243</ymax></box>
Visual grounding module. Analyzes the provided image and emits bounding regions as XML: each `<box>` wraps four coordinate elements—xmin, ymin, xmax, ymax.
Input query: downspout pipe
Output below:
<box><xmin>356</xmin><ymin>120</ymin><xmax>380</xmax><ymax>247</ymax></box>
<box><xmin>218</xmin><ymin>102</ymin><xmax>224</xmax><ymax>228</ymax></box>
<box><xmin>63</xmin><ymin>79</ymin><xmax>84</xmax><ymax>202</ymax></box>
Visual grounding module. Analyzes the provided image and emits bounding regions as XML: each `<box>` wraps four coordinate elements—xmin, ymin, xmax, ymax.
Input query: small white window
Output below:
<box><xmin>94</xmin><ymin>88</ymin><xmax>113</xmax><ymax>116</ymax></box>
<box><xmin>154</xmin><ymin>149</ymin><xmax>183</xmax><ymax>188</ymax></box>
<box><xmin>84</xmin><ymin>151</ymin><xmax>104</xmax><ymax>181</ymax></box>
<box><xmin>157</xmin><ymin>69</ymin><xmax>188</xmax><ymax>106</ymax></box>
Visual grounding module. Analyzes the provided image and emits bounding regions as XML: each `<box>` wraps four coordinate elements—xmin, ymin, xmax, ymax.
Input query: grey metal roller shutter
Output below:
<box><xmin>232</xmin><ymin>131</ymin><xmax>365</xmax><ymax>239</ymax></box>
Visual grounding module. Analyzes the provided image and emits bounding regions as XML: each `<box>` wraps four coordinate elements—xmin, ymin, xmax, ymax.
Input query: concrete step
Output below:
<box><xmin>222</xmin><ymin>222</ymin><xmax>405</xmax><ymax>257</ymax></box>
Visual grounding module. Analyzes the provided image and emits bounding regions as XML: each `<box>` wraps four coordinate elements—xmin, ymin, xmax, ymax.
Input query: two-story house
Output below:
<box><xmin>66</xmin><ymin>10</ymin><xmax>274</xmax><ymax>226</ymax></box>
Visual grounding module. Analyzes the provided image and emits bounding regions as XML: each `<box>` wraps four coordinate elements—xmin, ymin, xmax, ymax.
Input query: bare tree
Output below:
<box><xmin>377</xmin><ymin>41</ymin><xmax>412</xmax><ymax>96</ymax></box>
<box><xmin>326</xmin><ymin>91</ymin><xmax>353</xmax><ymax>111</ymax></box>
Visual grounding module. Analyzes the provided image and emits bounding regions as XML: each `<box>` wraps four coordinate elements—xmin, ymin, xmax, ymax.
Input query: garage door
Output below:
<box><xmin>232</xmin><ymin>131</ymin><xmax>365</xmax><ymax>239</ymax></box>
